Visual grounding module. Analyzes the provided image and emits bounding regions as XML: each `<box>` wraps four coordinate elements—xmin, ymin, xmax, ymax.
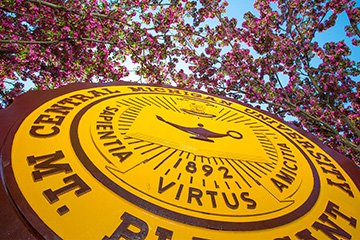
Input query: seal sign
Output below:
<box><xmin>1</xmin><ymin>82</ymin><xmax>359</xmax><ymax>240</ymax></box>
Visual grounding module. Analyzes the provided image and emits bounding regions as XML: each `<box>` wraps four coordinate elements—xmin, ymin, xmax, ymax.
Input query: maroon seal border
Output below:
<box><xmin>0</xmin><ymin>81</ymin><xmax>359</xmax><ymax>239</ymax></box>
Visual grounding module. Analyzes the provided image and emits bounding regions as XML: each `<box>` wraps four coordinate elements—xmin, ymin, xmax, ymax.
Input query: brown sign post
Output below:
<box><xmin>0</xmin><ymin>82</ymin><xmax>359</xmax><ymax>239</ymax></box>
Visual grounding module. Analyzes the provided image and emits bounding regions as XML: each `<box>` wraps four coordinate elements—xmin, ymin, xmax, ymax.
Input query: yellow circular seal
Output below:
<box><xmin>1</xmin><ymin>83</ymin><xmax>360</xmax><ymax>239</ymax></box>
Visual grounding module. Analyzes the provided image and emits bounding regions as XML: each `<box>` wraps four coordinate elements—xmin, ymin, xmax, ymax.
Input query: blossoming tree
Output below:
<box><xmin>0</xmin><ymin>0</ymin><xmax>359</xmax><ymax>163</ymax></box>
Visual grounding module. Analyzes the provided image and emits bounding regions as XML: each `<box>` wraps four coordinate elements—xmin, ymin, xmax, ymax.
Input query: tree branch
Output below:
<box><xmin>283</xmin><ymin>100</ymin><xmax>360</xmax><ymax>153</ymax></box>
<box><xmin>0</xmin><ymin>6</ymin><xmax>32</xmax><ymax>17</ymax></box>
<box><xmin>0</xmin><ymin>37</ymin><xmax>117</xmax><ymax>45</ymax></box>
<box><xmin>303</xmin><ymin>62</ymin><xmax>360</xmax><ymax>139</ymax></box>
<box><xmin>342</xmin><ymin>116</ymin><xmax>360</xmax><ymax>139</ymax></box>
<box><xmin>347</xmin><ymin>11</ymin><xmax>360</xmax><ymax>38</ymax></box>
<box><xmin>0</xmin><ymin>39</ymin><xmax>60</xmax><ymax>44</ymax></box>
<box><xmin>28</xmin><ymin>0</ymin><xmax>133</xmax><ymax>27</ymax></box>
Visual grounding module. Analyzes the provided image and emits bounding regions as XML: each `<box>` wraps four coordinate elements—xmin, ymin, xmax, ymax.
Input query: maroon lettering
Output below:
<box><xmin>27</xmin><ymin>150</ymin><xmax>72</xmax><ymax>181</ymax></box>
<box><xmin>327</xmin><ymin>179</ymin><xmax>354</xmax><ymax>197</ymax></box>
<box><xmin>103</xmin><ymin>212</ymin><xmax>149</xmax><ymax>240</ymax></box>
<box><xmin>43</xmin><ymin>174</ymin><xmax>91</xmax><ymax>203</ymax></box>
<box><xmin>156</xmin><ymin>227</ymin><xmax>173</xmax><ymax>240</ymax></box>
